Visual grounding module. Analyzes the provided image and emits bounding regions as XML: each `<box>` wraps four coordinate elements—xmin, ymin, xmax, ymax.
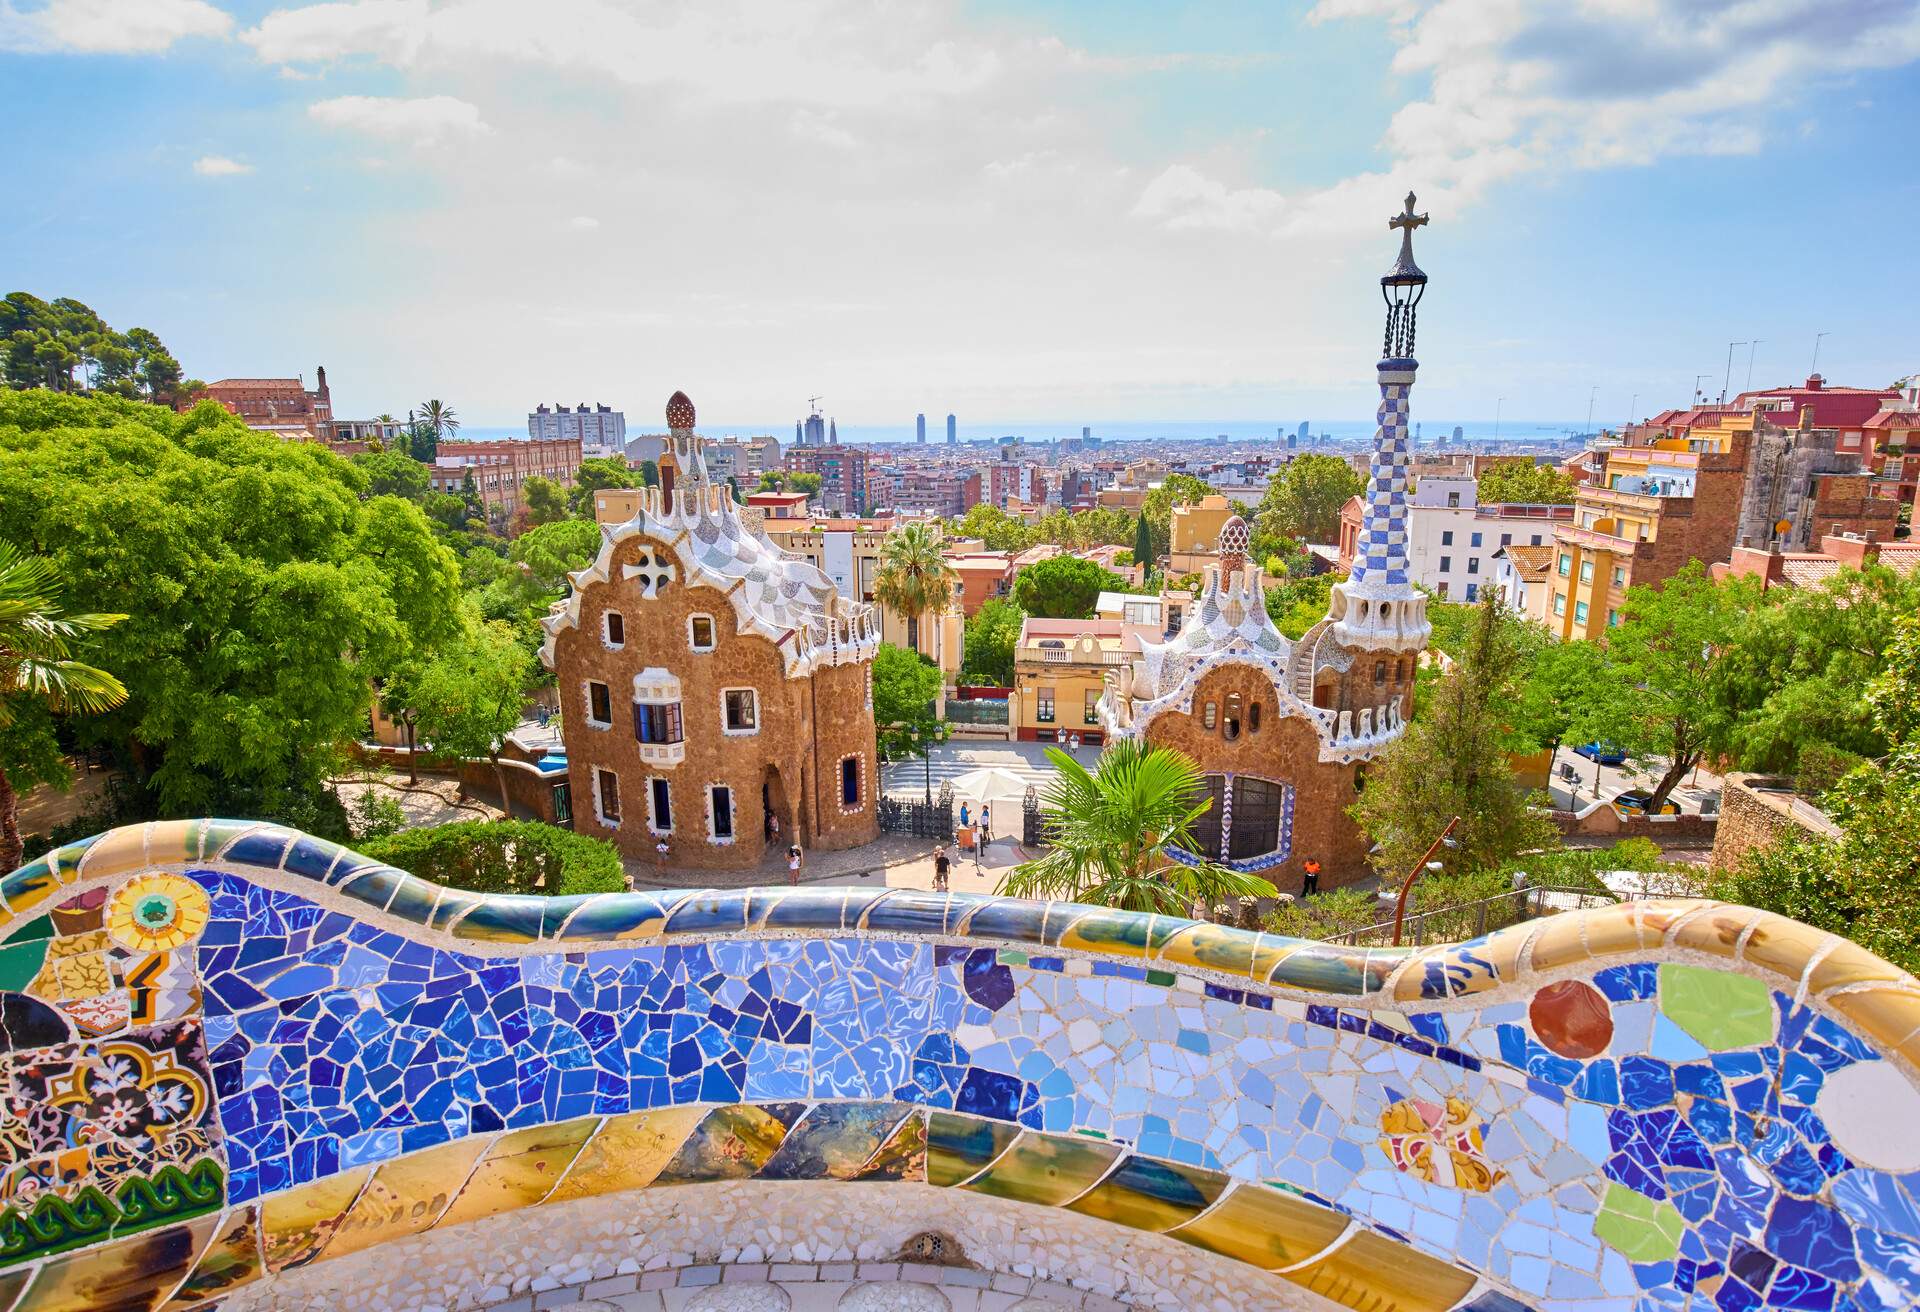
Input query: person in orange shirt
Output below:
<box><xmin>1301</xmin><ymin>858</ymin><xmax>1322</xmax><ymax>897</ymax></box>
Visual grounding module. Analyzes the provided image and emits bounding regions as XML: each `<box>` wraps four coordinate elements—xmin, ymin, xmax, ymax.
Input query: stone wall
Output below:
<box><xmin>1709</xmin><ymin>772</ymin><xmax>1841</xmax><ymax>873</ymax></box>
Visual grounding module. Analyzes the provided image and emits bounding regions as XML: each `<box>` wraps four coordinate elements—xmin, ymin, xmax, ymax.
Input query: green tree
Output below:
<box><xmin>409</xmin><ymin>619</ymin><xmax>536</xmax><ymax>811</ymax></box>
<box><xmin>1350</xmin><ymin>595</ymin><xmax>1560</xmax><ymax>878</ymax></box>
<box><xmin>0</xmin><ymin>542</ymin><xmax>128</xmax><ymax>872</ymax></box>
<box><xmin>1011</xmin><ymin>555</ymin><xmax>1129</xmax><ymax>620</ymax></box>
<box><xmin>788</xmin><ymin>471</ymin><xmax>823</xmax><ymax>495</ymax></box>
<box><xmin>954</xmin><ymin>503</ymin><xmax>1039</xmax><ymax>552</ymax></box>
<box><xmin>1139</xmin><ymin>474</ymin><xmax>1213</xmax><ymax>562</ymax></box>
<box><xmin>1509</xmin><ymin>638</ymin><xmax>1619</xmax><ymax>772</ymax></box>
<box><xmin>510</xmin><ymin>518</ymin><xmax>601</xmax><ymax>591</ymax></box>
<box><xmin>960</xmin><ymin>598</ymin><xmax>1024</xmax><ymax>687</ymax></box>
<box><xmin>873</xmin><ymin>521</ymin><xmax>958</xmax><ymax>652</ymax></box>
<box><xmin>1706</xmin><ymin>565</ymin><xmax>1920</xmax><ymax>774</ymax></box>
<box><xmin>569</xmin><ymin>456</ymin><xmax>639</xmax><ymax>516</ymax></box>
<box><xmin>1256</xmin><ymin>454</ymin><xmax>1364</xmax><ymax>544</ymax></box>
<box><xmin>0</xmin><ymin>390</ymin><xmax>464</xmax><ymax>826</ymax></box>
<box><xmin>1</xmin><ymin>294</ymin><xmax>185</xmax><ymax>400</ymax></box>
<box><xmin>352</xmin><ymin>447</ymin><xmax>430</xmax><ymax>501</ymax></box>
<box><xmin>1262</xmin><ymin>572</ymin><xmax>1337</xmax><ymax>640</ymax></box>
<box><xmin>1475</xmin><ymin>458</ymin><xmax>1576</xmax><ymax>505</ymax></box>
<box><xmin>871</xmin><ymin>642</ymin><xmax>948</xmax><ymax>799</ymax></box>
<box><xmin>416</xmin><ymin>398</ymin><xmax>459</xmax><ymax>442</ymax></box>
<box><xmin>998</xmin><ymin>741</ymin><xmax>1275</xmax><ymax>915</ymax></box>
<box><xmin>1580</xmin><ymin>563</ymin><xmax>1760</xmax><ymax>812</ymax></box>
<box><xmin>1133</xmin><ymin>512</ymin><xmax>1152</xmax><ymax>570</ymax></box>
<box><xmin>522</xmin><ymin>475</ymin><xmax>567</xmax><ymax>525</ymax></box>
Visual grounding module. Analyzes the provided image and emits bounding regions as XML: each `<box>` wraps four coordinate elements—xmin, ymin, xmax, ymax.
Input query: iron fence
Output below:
<box><xmin>878</xmin><ymin>782</ymin><xmax>955</xmax><ymax>839</ymax></box>
<box><xmin>944</xmin><ymin>698</ymin><xmax>1010</xmax><ymax>727</ymax></box>
<box><xmin>1318</xmin><ymin>885</ymin><xmax>1619</xmax><ymax>947</ymax></box>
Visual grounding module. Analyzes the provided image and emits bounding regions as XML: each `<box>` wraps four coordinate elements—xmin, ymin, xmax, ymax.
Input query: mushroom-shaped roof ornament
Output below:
<box><xmin>1218</xmin><ymin>513</ymin><xmax>1250</xmax><ymax>576</ymax></box>
<box><xmin>666</xmin><ymin>390</ymin><xmax>696</xmax><ymax>431</ymax></box>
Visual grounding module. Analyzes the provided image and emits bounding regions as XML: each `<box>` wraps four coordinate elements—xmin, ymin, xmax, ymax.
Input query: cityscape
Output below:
<box><xmin>3</xmin><ymin>4</ymin><xmax>1919</xmax><ymax>1312</ymax></box>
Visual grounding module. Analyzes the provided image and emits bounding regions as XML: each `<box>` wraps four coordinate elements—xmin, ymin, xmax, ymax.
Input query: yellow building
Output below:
<box><xmin>1167</xmin><ymin>494</ymin><xmax>1235</xmax><ymax>576</ymax></box>
<box><xmin>1012</xmin><ymin>618</ymin><xmax>1139</xmax><ymax>745</ymax></box>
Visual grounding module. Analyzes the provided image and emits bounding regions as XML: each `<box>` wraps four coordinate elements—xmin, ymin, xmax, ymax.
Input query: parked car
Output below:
<box><xmin>1611</xmin><ymin>789</ymin><xmax>1679</xmax><ymax>817</ymax></box>
<box><xmin>1572</xmin><ymin>742</ymin><xmax>1628</xmax><ymax>766</ymax></box>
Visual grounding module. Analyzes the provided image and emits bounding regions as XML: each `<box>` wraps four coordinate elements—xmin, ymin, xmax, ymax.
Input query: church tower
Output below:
<box><xmin>1325</xmin><ymin>194</ymin><xmax>1433</xmax><ymax>655</ymax></box>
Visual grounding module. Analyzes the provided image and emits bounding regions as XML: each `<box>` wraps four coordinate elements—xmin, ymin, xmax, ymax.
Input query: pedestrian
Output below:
<box><xmin>767</xmin><ymin>811</ymin><xmax>781</xmax><ymax>844</ymax></box>
<box><xmin>787</xmin><ymin>844</ymin><xmax>803</xmax><ymax>886</ymax></box>
<box><xmin>959</xmin><ymin>801</ymin><xmax>971</xmax><ymax>829</ymax></box>
<box><xmin>979</xmin><ymin>802</ymin><xmax>991</xmax><ymax>842</ymax></box>
<box><xmin>1301</xmin><ymin>858</ymin><xmax>1321</xmax><ymax>898</ymax></box>
<box><xmin>933</xmin><ymin>845</ymin><xmax>950</xmax><ymax>893</ymax></box>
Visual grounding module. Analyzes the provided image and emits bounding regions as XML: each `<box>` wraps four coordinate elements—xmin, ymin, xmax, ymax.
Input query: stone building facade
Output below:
<box><xmin>1098</xmin><ymin>197</ymin><xmax>1440</xmax><ymax>891</ymax></box>
<box><xmin>543</xmin><ymin>393</ymin><xmax>881</xmax><ymax>872</ymax></box>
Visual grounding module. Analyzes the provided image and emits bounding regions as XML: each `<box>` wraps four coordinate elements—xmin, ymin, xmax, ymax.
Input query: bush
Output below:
<box><xmin>351</xmin><ymin>791</ymin><xmax>408</xmax><ymax>842</ymax></box>
<box><xmin>1793</xmin><ymin>743</ymin><xmax>1865</xmax><ymax>802</ymax></box>
<box><xmin>1264</xmin><ymin>887</ymin><xmax>1381</xmax><ymax>940</ymax></box>
<box><xmin>359</xmin><ymin>819</ymin><xmax>625</xmax><ymax>896</ymax></box>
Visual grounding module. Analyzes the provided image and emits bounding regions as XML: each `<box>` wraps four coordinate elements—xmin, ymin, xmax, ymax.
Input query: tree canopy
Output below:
<box><xmin>1474</xmin><ymin>458</ymin><xmax>1577</xmax><ymax>506</ymax></box>
<box><xmin>1011</xmin><ymin>555</ymin><xmax>1130</xmax><ymax>619</ymax></box>
<box><xmin>871</xmin><ymin>642</ymin><xmax>947</xmax><ymax>765</ymax></box>
<box><xmin>2</xmin><ymin>293</ymin><xmax>184</xmax><ymax>400</ymax></box>
<box><xmin>0</xmin><ymin>390</ymin><xmax>463</xmax><ymax>824</ymax></box>
<box><xmin>960</xmin><ymin>598</ymin><xmax>1024</xmax><ymax>687</ymax></box>
<box><xmin>1349</xmin><ymin>595</ymin><xmax>1559</xmax><ymax>877</ymax></box>
<box><xmin>352</xmin><ymin>447</ymin><xmax>430</xmax><ymax>501</ymax></box>
<box><xmin>1256</xmin><ymin>454</ymin><xmax>1364</xmax><ymax>545</ymax></box>
<box><xmin>1139</xmin><ymin>474</ymin><xmax>1213</xmax><ymax>562</ymax></box>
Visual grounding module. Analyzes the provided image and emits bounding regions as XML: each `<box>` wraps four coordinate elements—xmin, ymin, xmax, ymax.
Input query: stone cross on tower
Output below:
<box><xmin>1388</xmin><ymin>193</ymin><xmax>1428</xmax><ymax>258</ymax></box>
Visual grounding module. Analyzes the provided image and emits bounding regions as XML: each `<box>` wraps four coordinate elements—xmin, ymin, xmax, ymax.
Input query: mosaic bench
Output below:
<box><xmin>0</xmin><ymin>820</ymin><xmax>1916</xmax><ymax>1311</ymax></box>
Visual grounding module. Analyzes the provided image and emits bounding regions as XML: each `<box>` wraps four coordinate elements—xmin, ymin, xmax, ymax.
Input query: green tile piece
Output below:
<box><xmin>0</xmin><ymin>938</ymin><xmax>49</xmax><ymax>991</ymax></box>
<box><xmin>998</xmin><ymin>950</ymin><xmax>1028</xmax><ymax>966</ymax></box>
<box><xmin>1145</xmin><ymin>969</ymin><xmax>1176</xmax><ymax>988</ymax></box>
<box><xmin>1593</xmin><ymin>1183</ymin><xmax>1685</xmax><ymax>1262</ymax></box>
<box><xmin>1658</xmin><ymin>963</ymin><xmax>1775</xmax><ymax>1050</ymax></box>
<box><xmin>2</xmin><ymin>913</ymin><xmax>53</xmax><ymax>945</ymax></box>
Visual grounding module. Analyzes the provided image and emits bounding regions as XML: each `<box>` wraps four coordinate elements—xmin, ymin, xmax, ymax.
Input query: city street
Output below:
<box><xmin>878</xmin><ymin>739</ymin><xmax>1080</xmax><ymax>801</ymax></box>
<box><xmin>1541</xmin><ymin>748</ymin><xmax>1725</xmax><ymax>816</ymax></box>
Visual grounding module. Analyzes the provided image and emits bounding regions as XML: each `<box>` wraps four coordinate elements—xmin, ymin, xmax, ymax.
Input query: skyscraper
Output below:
<box><xmin>1297</xmin><ymin>420</ymin><xmax>1310</xmax><ymax>441</ymax></box>
<box><xmin>946</xmin><ymin>414</ymin><xmax>956</xmax><ymax>445</ymax></box>
<box><xmin>916</xmin><ymin>413</ymin><xmax>926</xmax><ymax>444</ymax></box>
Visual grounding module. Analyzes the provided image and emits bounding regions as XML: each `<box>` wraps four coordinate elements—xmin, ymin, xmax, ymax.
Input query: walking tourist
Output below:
<box><xmin>787</xmin><ymin>844</ymin><xmax>803</xmax><ymax>886</ymax></box>
<box><xmin>933</xmin><ymin>845</ymin><xmax>951</xmax><ymax>892</ymax></box>
<box><xmin>1302</xmin><ymin>858</ymin><xmax>1322</xmax><ymax>897</ymax></box>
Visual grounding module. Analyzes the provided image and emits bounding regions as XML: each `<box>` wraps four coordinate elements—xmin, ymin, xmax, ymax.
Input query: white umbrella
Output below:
<box><xmin>949</xmin><ymin>767</ymin><xmax>1031</xmax><ymax>808</ymax></box>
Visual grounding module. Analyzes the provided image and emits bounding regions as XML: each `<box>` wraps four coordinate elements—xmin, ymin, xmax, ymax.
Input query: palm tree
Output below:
<box><xmin>998</xmin><ymin>741</ymin><xmax>1275</xmax><ymax>917</ymax></box>
<box><xmin>873</xmin><ymin>521</ymin><xmax>958</xmax><ymax>655</ymax></box>
<box><xmin>417</xmin><ymin>399</ymin><xmax>460</xmax><ymax>440</ymax></box>
<box><xmin>0</xmin><ymin>543</ymin><xmax>128</xmax><ymax>872</ymax></box>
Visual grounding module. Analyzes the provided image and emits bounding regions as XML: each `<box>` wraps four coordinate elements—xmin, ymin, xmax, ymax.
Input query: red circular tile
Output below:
<box><xmin>1528</xmin><ymin>979</ymin><xmax>1613</xmax><ymax>1059</ymax></box>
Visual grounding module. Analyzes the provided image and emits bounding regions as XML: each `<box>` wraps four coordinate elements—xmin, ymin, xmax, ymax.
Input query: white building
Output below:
<box><xmin>1389</xmin><ymin>477</ymin><xmax>1574</xmax><ymax>603</ymax></box>
<box><xmin>530</xmin><ymin>403</ymin><xmax>626</xmax><ymax>458</ymax></box>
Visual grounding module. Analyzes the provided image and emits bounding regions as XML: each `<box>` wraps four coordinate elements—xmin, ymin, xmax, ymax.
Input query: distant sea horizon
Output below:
<box><xmin>452</xmin><ymin>417</ymin><xmax>1592</xmax><ymax>446</ymax></box>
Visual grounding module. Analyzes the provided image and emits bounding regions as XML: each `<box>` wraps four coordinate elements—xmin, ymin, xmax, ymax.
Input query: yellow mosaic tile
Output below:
<box><xmin>543</xmin><ymin>1107</ymin><xmax>708</xmax><ymax>1204</ymax></box>
<box><xmin>432</xmin><ymin>1119</ymin><xmax>596</xmax><ymax>1230</ymax></box>
<box><xmin>1669</xmin><ymin>905</ymin><xmax>1762</xmax><ymax>959</ymax></box>
<box><xmin>14</xmin><ymin>1212</ymin><xmax>220</xmax><ymax>1312</ymax></box>
<box><xmin>1826</xmin><ymin>987</ymin><xmax>1920</xmax><ymax>1061</ymax></box>
<box><xmin>1807</xmin><ymin>940</ymin><xmax>1912</xmax><ymax>996</ymax></box>
<box><xmin>850</xmin><ymin>1107</ymin><xmax>927</xmax><ymax>1182</ymax></box>
<box><xmin>1167</xmin><ymin>1182</ymin><xmax>1349</xmax><ymax>1270</ymax></box>
<box><xmin>322</xmin><ymin>1136</ymin><xmax>492</xmax><ymax>1261</ymax></box>
<box><xmin>1278</xmin><ymin>1228</ymin><xmax>1479</xmax><ymax>1312</ymax></box>
<box><xmin>157</xmin><ymin>1205</ymin><xmax>263</xmax><ymax>1311</ymax></box>
<box><xmin>1738</xmin><ymin>914</ymin><xmax>1834</xmax><ymax>985</ymax></box>
<box><xmin>73</xmin><ymin>824</ymin><xmax>151</xmax><ymax>884</ymax></box>
<box><xmin>1066</xmin><ymin>1155</ymin><xmax>1229</xmax><ymax>1233</ymax></box>
<box><xmin>959</xmin><ymin>1130</ymin><xmax>1122</xmax><ymax>1208</ymax></box>
<box><xmin>259</xmin><ymin>1165</ymin><xmax>372</xmax><ymax>1273</ymax></box>
<box><xmin>1154</xmin><ymin>923</ymin><xmax>1262</xmax><ymax>981</ymax></box>
<box><xmin>1526</xmin><ymin>912</ymin><xmax>1597</xmax><ymax>973</ymax></box>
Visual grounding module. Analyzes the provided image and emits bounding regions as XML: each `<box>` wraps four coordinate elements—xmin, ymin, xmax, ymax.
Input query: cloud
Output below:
<box><xmin>1132</xmin><ymin>0</ymin><xmax>1920</xmax><ymax>240</ymax></box>
<box><xmin>0</xmin><ymin>0</ymin><xmax>231</xmax><ymax>53</ymax></box>
<box><xmin>192</xmin><ymin>154</ymin><xmax>252</xmax><ymax>176</ymax></box>
<box><xmin>243</xmin><ymin>0</ymin><xmax>424</xmax><ymax>65</ymax></box>
<box><xmin>565</xmin><ymin>215</ymin><xmax>599</xmax><ymax>231</ymax></box>
<box><xmin>789</xmin><ymin>110</ymin><xmax>858</xmax><ymax>151</ymax></box>
<box><xmin>307</xmin><ymin>94</ymin><xmax>489</xmax><ymax>145</ymax></box>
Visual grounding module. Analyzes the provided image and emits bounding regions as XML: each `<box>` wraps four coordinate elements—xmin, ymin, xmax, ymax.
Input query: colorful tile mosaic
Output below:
<box><xmin>0</xmin><ymin>821</ymin><xmax>1916</xmax><ymax>1312</ymax></box>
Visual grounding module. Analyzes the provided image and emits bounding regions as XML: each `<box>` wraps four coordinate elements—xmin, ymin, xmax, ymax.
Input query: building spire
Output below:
<box><xmin>1324</xmin><ymin>194</ymin><xmax>1433</xmax><ymax>654</ymax></box>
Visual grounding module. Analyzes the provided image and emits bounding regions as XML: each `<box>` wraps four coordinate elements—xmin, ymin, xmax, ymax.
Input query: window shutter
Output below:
<box><xmin>667</xmin><ymin>703</ymin><xmax>682</xmax><ymax>742</ymax></box>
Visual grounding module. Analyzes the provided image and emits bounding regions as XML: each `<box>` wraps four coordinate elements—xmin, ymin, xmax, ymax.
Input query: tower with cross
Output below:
<box><xmin>1324</xmin><ymin>193</ymin><xmax>1433</xmax><ymax>655</ymax></box>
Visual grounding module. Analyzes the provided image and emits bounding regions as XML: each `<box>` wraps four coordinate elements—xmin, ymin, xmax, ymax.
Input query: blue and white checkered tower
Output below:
<box><xmin>1327</xmin><ymin>193</ymin><xmax>1433</xmax><ymax>654</ymax></box>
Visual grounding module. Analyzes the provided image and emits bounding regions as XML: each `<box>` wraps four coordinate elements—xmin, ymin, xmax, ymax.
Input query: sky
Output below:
<box><xmin>4</xmin><ymin>0</ymin><xmax>1919</xmax><ymax>435</ymax></box>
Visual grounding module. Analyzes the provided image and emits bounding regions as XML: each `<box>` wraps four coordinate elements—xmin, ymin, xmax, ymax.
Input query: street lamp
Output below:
<box><xmin>1390</xmin><ymin>816</ymin><xmax>1461</xmax><ymax>945</ymax></box>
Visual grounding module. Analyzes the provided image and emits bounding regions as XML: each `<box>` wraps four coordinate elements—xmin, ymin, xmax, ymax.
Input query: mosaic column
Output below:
<box><xmin>1348</xmin><ymin>363</ymin><xmax>1415</xmax><ymax>590</ymax></box>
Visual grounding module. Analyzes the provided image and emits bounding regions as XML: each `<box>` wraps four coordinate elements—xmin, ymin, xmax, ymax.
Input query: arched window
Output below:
<box><xmin>1248</xmin><ymin>701</ymin><xmax>1262</xmax><ymax>733</ymax></box>
<box><xmin>1202</xmin><ymin>701</ymin><xmax>1217</xmax><ymax>730</ymax></box>
<box><xmin>1374</xmin><ymin>660</ymin><xmax>1387</xmax><ymax>685</ymax></box>
<box><xmin>1223</xmin><ymin>692</ymin><xmax>1242</xmax><ymax>741</ymax></box>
